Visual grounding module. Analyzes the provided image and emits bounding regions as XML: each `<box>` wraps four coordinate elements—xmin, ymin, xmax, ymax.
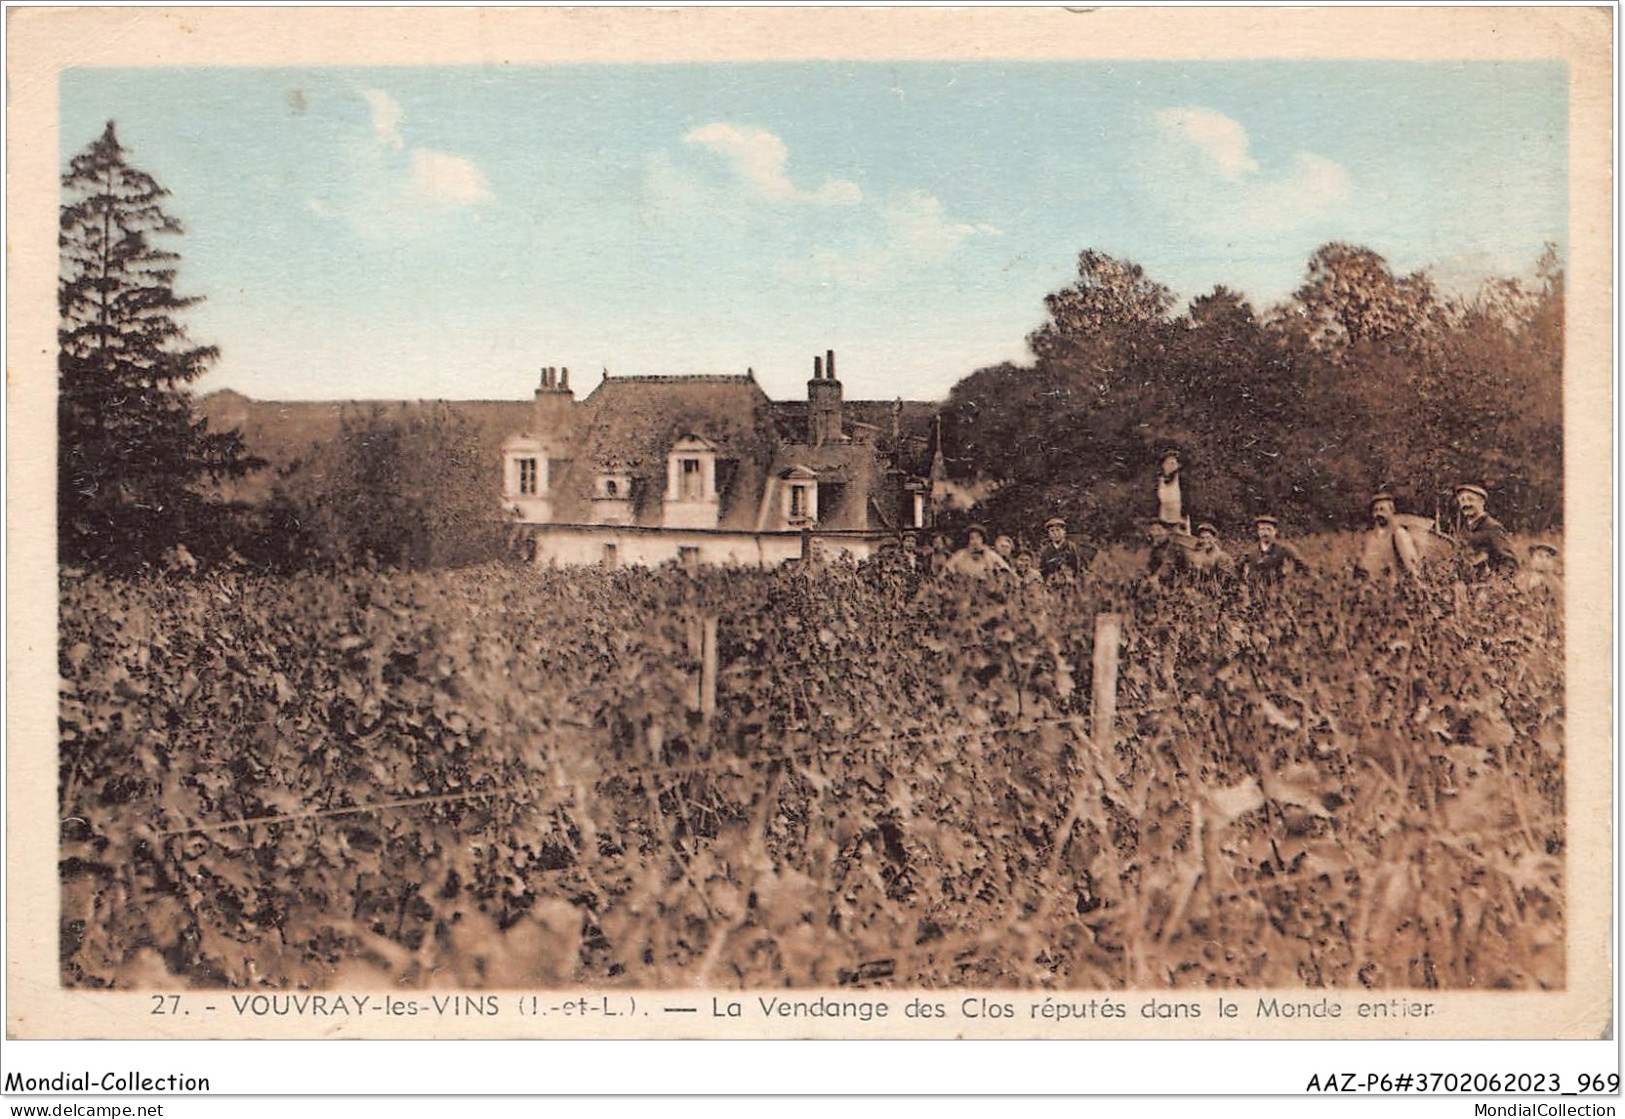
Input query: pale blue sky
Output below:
<box><xmin>61</xmin><ymin>62</ymin><xmax>1567</xmax><ymax>403</ymax></box>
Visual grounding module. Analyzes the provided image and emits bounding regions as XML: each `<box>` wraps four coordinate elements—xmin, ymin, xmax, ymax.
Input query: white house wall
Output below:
<box><xmin>530</xmin><ymin>526</ymin><xmax>884</xmax><ymax>568</ymax></box>
<box><xmin>507</xmin><ymin>496</ymin><xmax>554</xmax><ymax>522</ymax></box>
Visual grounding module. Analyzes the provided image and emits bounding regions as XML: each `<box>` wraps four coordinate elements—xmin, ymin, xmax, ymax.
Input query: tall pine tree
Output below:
<box><xmin>59</xmin><ymin>121</ymin><xmax>256</xmax><ymax>569</ymax></box>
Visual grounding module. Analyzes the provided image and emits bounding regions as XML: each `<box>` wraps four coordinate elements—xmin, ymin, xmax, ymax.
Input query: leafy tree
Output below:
<box><xmin>940</xmin><ymin>240</ymin><xmax>1563</xmax><ymax>541</ymax></box>
<box><xmin>277</xmin><ymin>404</ymin><xmax>516</xmax><ymax>570</ymax></box>
<box><xmin>58</xmin><ymin>121</ymin><xmax>257</xmax><ymax>568</ymax></box>
<box><xmin>1027</xmin><ymin>249</ymin><xmax>1175</xmax><ymax>365</ymax></box>
<box><xmin>1426</xmin><ymin>247</ymin><xmax>1564</xmax><ymax>529</ymax></box>
<box><xmin>1285</xmin><ymin>242</ymin><xmax>1444</xmax><ymax>359</ymax></box>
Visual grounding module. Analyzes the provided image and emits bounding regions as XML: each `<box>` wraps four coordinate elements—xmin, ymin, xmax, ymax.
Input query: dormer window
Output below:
<box><xmin>664</xmin><ymin>435</ymin><xmax>721</xmax><ymax>529</ymax></box>
<box><xmin>782</xmin><ymin>465</ymin><xmax>819</xmax><ymax>527</ymax></box>
<box><xmin>591</xmin><ymin>470</ymin><xmax>635</xmax><ymax>525</ymax></box>
<box><xmin>502</xmin><ymin>435</ymin><xmax>553</xmax><ymax>522</ymax></box>
<box><xmin>679</xmin><ymin>457</ymin><xmax>704</xmax><ymax>500</ymax></box>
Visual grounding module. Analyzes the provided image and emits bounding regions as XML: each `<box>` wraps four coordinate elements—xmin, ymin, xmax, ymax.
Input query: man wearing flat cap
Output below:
<box><xmin>1037</xmin><ymin>516</ymin><xmax>1090</xmax><ymax>583</ymax></box>
<box><xmin>1243</xmin><ymin>515</ymin><xmax>1310</xmax><ymax>585</ymax></box>
<box><xmin>1515</xmin><ymin>541</ymin><xmax>1561</xmax><ymax>595</ymax></box>
<box><xmin>1357</xmin><ymin>491</ymin><xmax>1424</xmax><ymax>582</ymax></box>
<box><xmin>1186</xmin><ymin>522</ymin><xmax>1236</xmax><ymax>578</ymax></box>
<box><xmin>1455</xmin><ymin>484</ymin><xmax>1518</xmax><ymax>575</ymax></box>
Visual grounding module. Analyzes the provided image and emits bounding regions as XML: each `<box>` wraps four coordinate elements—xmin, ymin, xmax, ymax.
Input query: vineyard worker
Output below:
<box><xmin>1147</xmin><ymin>447</ymin><xmax>1195</xmax><ymax>578</ymax></box>
<box><xmin>1012</xmin><ymin>550</ymin><xmax>1043</xmax><ymax>586</ymax></box>
<box><xmin>1038</xmin><ymin>516</ymin><xmax>1086</xmax><ymax>582</ymax></box>
<box><xmin>1454</xmin><ymin>484</ymin><xmax>1519</xmax><ymax>575</ymax></box>
<box><xmin>1186</xmin><ymin>522</ymin><xmax>1236</xmax><ymax>577</ymax></box>
<box><xmin>1357</xmin><ymin>492</ymin><xmax>1423</xmax><ymax>583</ymax></box>
<box><xmin>1244</xmin><ymin>515</ymin><xmax>1309</xmax><ymax>584</ymax></box>
<box><xmin>1518</xmin><ymin>541</ymin><xmax>1561</xmax><ymax>594</ymax></box>
<box><xmin>945</xmin><ymin>523</ymin><xmax>1011</xmax><ymax>578</ymax></box>
<box><xmin>899</xmin><ymin>530</ymin><xmax>922</xmax><ymax>572</ymax></box>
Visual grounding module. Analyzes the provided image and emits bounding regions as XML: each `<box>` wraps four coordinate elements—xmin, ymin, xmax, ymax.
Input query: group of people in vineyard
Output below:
<box><xmin>898</xmin><ymin>518</ymin><xmax>1096</xmax><ymax>586</ymax></box>
<box><xmin>897</xmin><ymin>445</ymin><xmax>1550</xmax><ymax>591</ymax></box>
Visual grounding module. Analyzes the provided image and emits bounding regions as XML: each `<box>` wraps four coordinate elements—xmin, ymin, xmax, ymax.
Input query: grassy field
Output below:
<box><xmin>58</xmin><ymin>542</ymin><xmax>1564</xmax><ymax>990</ymax></box>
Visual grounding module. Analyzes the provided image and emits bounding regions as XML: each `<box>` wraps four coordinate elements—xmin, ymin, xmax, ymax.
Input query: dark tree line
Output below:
<box><xmin>940</xmin><ymin>243</ymin><xmax>1563</xmax><ymax>542</ymax></box>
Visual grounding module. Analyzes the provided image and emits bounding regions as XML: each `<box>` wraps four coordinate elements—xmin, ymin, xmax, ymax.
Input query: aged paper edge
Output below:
<box><xmin>5</xmin><ymin>6</ymin><xmax>1614</xmax><ymax>1042</ymax></box>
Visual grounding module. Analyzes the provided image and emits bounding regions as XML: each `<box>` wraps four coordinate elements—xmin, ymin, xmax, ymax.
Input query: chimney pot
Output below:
<box><xmin>561</xmin><ymin>367</ymin><xmax>569</xmax><ymax>389</ymax></box>
<box><xmin>813</xmin><ymin>355</ymin><xmax>823</xmax><ymax>380</ymax></box>
<box><xmin>826</xmin><ymin>350</ymin><xmax>836</xmax><ymax>381</ymax></box>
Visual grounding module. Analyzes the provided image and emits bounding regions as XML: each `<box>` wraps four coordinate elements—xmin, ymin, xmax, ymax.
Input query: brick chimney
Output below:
<box><xmin>533</xmin><ymin>364</ymin><xmax>576</xmax><ymax>438</ymax></box>
<box><xmin>807</xmin><ymin>349</ymin><xmax>844</xmax><ymax>445</ymax></box>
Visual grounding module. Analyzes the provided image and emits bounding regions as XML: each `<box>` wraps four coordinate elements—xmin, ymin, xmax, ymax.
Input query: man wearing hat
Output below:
<box><xmin>1455</xmin><ymin>484</ymin><xmax>1518</xmax><ymax>574</ymax></box>
<box><xmin>1243</xmin><ymin>515</ymin><xmax>1309</xmax><ymax>584</ymax></box>
<box><xmin>1037</xmin><ymin>516</ymin><xmax>1089</xmax><ymax>582</ymax></box>
<box><xmin>1518</xmin><ymin>541</ymin><xmax>1561</xmax><ymax>594</ymax></box>
<box><xmin>1357</xmin><ymin>492</ymin><xmax>1424</xmax><ymax>582</ymax></box>
<box><xmin>945</xmin><ymin>523</ymin><xmax>1012</xmax><ymax>578</ymax></box>
<box><xmin>1186</xmin><ymin>522</ymin><xmax>1236</xmax><ymax>578</ymax></box>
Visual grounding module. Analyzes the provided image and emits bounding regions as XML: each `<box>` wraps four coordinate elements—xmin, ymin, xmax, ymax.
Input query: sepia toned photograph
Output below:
<box><xmin>7</xmin><ymin>7</ymin><xmax>1613</xmax><ymax>1050</ymax></box>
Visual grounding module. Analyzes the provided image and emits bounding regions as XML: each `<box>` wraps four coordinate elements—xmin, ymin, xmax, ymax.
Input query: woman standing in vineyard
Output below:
<box><xmin>945</xmin><ymin>524</ymin><xmax>1011</xmax><ymax>578</ymax></box>
<box><xmin>1147</xmin><ymin>447</ymin><xmax>1197</xmax><ymax>580</ymax></box>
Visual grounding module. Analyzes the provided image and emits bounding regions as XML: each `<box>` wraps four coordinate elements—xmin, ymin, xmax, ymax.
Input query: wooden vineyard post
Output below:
<box><xmin>700</xmin><ymin>614</ymin><xmax>719</xmax><ymax>726</ymax></box>
<box><xmin>1091</xmin><ymin>612</ymin><xmax>1122</xmax><ymax>748</ymax></box>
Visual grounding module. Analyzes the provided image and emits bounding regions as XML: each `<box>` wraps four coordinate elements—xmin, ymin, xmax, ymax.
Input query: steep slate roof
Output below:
<box><xmin>198</xmin><ymin>376</ymin><xmax>941</xmax><ymax>533</ymax></box>
<box><xmin>534</xmin><ymin>374</ymin><xmax>777</xmax><ymax>530</ymax></box>
<box><xmin>765</xmin><ymin>440</ymin><xmax>891</xmax><ymax>531</ymax></box>
<box><xmin>770</xmin><ymin>398</ymin><xmax>939</xmax><ymax>474</ymax></box>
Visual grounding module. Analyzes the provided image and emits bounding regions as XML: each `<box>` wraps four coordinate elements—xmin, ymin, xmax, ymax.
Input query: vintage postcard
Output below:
<box><xmin>5</xmin><ymin>5</ymin><xmax>1614</xmax><ymax>1071</ymax></box>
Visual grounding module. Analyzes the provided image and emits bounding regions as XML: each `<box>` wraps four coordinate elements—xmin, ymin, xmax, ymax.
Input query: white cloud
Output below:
<box><xmin>886</xmin><ymin>191</ymin><xmax>987</xmax><ymax>261</ymax></box>
<box><xmin>798</xmin><ymin>190</ymin><xmax>999</xmax><ymax>288</ymax></box>
<box><xmin>362</xmin><ymin>88</ymin><xmax>405</xmax><ymax>151</ymax></box>
<box><xmin>1141</xmin><ymin>106</ymin><xmax>1350</xmax><ymax>235</ymax></box>
<box><xmin>649</xmin><ymin>123</ymin><xmax>992</xmax><ymax>286</ymax></box>
<box><xmin>316</xmin><ymin>87</ymin><xmax>492</xmax><ymax>234</ymax></box>
<box><xmin>1248</xmin><ymin>152</ymin><xmax>1351</xmax><ymax>227</ymax></box>
<box><xmin>1154</xmin><ymin>106</ymin><xmax>1259</xmax><ymax>180</ymax></box>
<box><xmin>684</xmin><ymin>122</ymin><xmax>861</xmax><ymax>206</ymax></box>
<box><xmin>410</xmin><ymin>148</ymin><xmax>492</xmax><ymax>205</ymax></box>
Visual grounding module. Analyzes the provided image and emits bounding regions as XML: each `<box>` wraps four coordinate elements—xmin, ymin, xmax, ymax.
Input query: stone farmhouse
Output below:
<box><xmin>198</xmin><ymin>350</ymin><xmax>940</xmax><ymax>568</ymax></box>
<box><xmin>504</xmin><ymin>351</ymin><xmax>938</xmax><ymax>567</ymax></box>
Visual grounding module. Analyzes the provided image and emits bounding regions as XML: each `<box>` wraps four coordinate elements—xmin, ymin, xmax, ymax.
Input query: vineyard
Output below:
<box><xmin>58</xmin><ymin>548</ymin><xmax>1565</xmax><ymax>991</ymax></box>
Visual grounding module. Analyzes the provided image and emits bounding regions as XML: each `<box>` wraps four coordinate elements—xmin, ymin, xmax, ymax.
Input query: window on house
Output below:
<box><xmin>789</xmin><ymin>484</ymin><xmax>811</xmax><ymax>521</ymax></box>
<box><xmin>605</xmin><ymin>479</ymin><xmax>619</xmax><ymax>498</ymax></box>
<box><xmin>680</xmin><ymin>458</ymin><xmax>704</xmax><ymax>500</ymax></box>
<box><xmin>602</xmin><ymin>544</ymin><xmax>618</xmax><ymax>568</ymax></box>
<box><xmin>679</xmin><ymin>546</ymin><xmax>700</xmax><ymax>570</ymax></box>
<box><xmin>517</xmin><ymin>458</ymin><xmax>539</xmax><ymax>496</ymax></box>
